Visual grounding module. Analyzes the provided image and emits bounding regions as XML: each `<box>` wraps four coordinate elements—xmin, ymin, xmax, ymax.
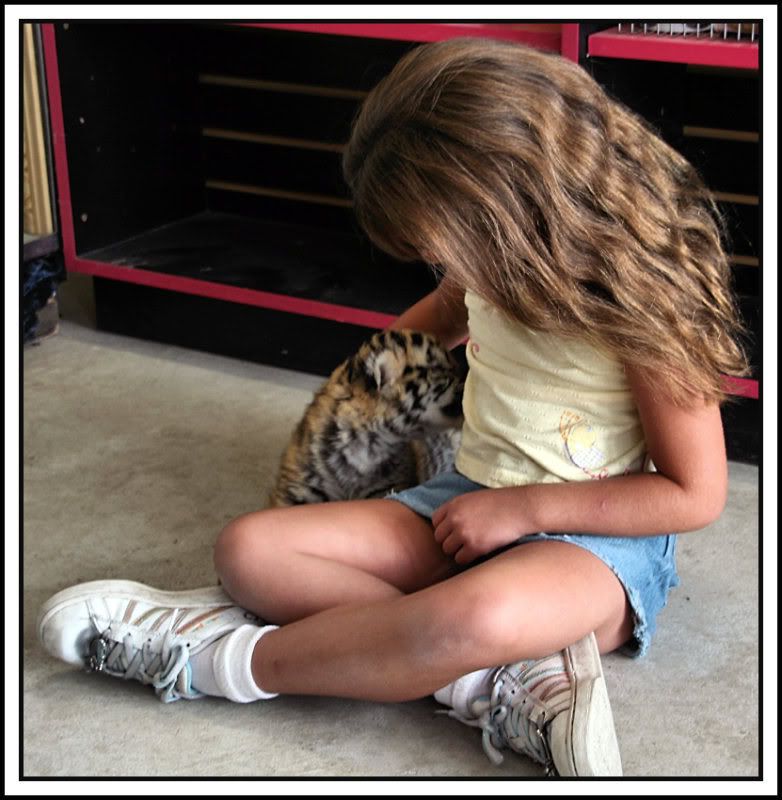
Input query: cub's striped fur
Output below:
<box><xmin>269</xmin><ymin>329</ymin><xmax>464</xmax><ymax>507</ymax></box>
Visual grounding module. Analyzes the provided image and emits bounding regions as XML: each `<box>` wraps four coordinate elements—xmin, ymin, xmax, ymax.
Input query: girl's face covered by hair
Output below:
<box><xmin>343</xmin><ymin>38</ymin><xmax>749</xmax><ymax>406</ymax></box>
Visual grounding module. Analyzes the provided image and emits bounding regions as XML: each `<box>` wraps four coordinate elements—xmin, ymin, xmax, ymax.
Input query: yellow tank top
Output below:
<box><xmin>455</xmin><ymin>291</ymin><xmax>647</xmax><ymax>487</ymax></box>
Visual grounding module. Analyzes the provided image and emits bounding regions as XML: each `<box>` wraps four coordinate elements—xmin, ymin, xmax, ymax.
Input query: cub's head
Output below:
<box><xmin>345</xmin><ymin>329</ymin><xmax>464</xmax><ymax>433</ymax></box>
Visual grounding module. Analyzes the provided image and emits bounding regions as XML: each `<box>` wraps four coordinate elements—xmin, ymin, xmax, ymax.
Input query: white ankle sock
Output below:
<box><xmin>434</xmin><ymin>667</ymin><xmax>496</xmax><ymax>716</ymax></box>
<box><xmin>190</xmin><ymin>623</ymin><xmax>279</xmax><ymax>702</ymax></box>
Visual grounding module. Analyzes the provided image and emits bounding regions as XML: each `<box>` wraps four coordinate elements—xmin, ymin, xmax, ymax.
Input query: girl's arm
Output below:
<box><xmin>432</xmin><ymin>364</ymin><xmax>729</xmax><ymax>564</ymax></box>
<box><xmin>388</xmin><ymin>276</ymin><xmax>468</xmax><ymax>350</ymax></box>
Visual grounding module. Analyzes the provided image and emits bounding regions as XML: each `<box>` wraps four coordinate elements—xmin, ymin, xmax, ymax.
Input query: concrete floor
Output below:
<box><xmin>21</xmin><ymin>277</ymin><xmax>761</xmax><ymax>781</ymax></box>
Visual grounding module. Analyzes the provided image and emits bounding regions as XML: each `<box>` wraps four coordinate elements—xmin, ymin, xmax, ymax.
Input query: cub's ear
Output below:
<box><xmin>346</xmin><ymin>342</ymin><xmax>404</xmax><ymax>393</ymax></box>
<box><xmin>367</xmin><ymin>349</ymin><xmax>404</xmax><ymax>391</ymax></box>
<box><xmin>345</xmin><ymin>353</ymin><xmax>368</xmax><ymax>388</ymax></box>
<box><xmin>345</xmin><ymin>342</ymin><xmax>378</xmax><ymax>392</ymax></box>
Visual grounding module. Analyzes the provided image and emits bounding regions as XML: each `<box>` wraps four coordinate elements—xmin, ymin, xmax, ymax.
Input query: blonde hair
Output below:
<box><xmin>343</xmin><ymin>37</ymin><xmax>750</xmax><ymax>406</ymax></box>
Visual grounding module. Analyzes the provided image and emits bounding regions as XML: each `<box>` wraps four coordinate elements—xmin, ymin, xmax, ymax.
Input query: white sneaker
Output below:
<box><xmin>37</xmin><ymin>579</ymin><xmax>263</xmax><ymax>703</ymax></box>
<box><xmin>436</xmin><ymin>633</ymin><xmax>623</xmax><ymax>776</ymax></box>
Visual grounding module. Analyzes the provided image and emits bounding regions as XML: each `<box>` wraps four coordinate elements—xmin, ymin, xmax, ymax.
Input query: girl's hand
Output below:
<box><xmin>431</xmin><ymin>488</ymin><xmax>531</xmax><ymax>565</ymax></box>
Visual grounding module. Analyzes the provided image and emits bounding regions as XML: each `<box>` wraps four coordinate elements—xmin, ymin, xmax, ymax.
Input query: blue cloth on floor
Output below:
<box><xmin>23</xmin><ymin>257</ymin><xmax>63</xmax><ymax>341</ymax></box>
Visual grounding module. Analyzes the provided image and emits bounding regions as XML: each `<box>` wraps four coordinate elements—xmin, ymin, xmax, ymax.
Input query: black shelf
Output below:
<box><xmin>92</xmin><ymin>277</ymin><xmax>388</xmax><ymax>377</ymax></box>
<box><xmin>82</xmin><ymin>212</ymin><xmax>438</xmax><ymax>318</ymax></box>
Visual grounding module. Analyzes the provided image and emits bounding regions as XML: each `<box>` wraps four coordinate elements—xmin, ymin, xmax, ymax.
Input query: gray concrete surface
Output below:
<box><xmin>21</xmin><ymin>277</ymin><xmax>761</xmax><ymax>780</ymax></box>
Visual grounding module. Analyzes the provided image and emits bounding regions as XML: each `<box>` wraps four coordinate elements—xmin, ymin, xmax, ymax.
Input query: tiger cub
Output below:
<box><xmin>268</xmin><ymin>329</ymin><xmax>464</xmax><ymax>507</ymax></box>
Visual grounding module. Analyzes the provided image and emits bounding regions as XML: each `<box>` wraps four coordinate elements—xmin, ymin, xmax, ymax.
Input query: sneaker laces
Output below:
<box><xmin>87</xmin><ymin>627</ymin><xmax>200</xmax><ymax>703</ymax></box>
<box><xmin>438</xmin><ymin>667</ymin><xmax>556</xmax><ymax>775</ymax></box>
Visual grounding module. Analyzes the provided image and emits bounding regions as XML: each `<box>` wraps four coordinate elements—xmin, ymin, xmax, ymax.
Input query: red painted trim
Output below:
<box><xmin>722</xmin><ymin>375</ymin><xmax>760</xmax><ymax>400</ymax></box>
<box><xmin>588</xmin><ymin>27</ymin><xmax>759</xmax><ymax>70</ymax></box>
<box><xmin>68</xmin><ymin>256</ymin><xmax>397</xmax><ymax>329</ymax></box>
<box><xmin>241</xmin><ymin>22</ymin><xmax>561</xmax><ymax>51</ymax></box>
<box><xmin>560</xmin><ymin>23</ymin><xmax>580</xmax><ymax>62</ymax></box>
<box><xmin>41</xmin><ymin>24</ymin><xmax>78</xmax><ymax>266</ymax></box>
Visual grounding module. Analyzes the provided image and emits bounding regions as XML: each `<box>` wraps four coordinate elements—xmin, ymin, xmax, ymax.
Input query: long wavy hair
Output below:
<box><xmin>343</xmin><ymin>37</ymin><xmax>750</xmax><ymax>406</ymax></box>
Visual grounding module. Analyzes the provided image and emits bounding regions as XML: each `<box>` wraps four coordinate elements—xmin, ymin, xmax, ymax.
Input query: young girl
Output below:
<box><xmin>38</xmin><ymin>38</ymin><xmax>749</xmax><ymax>777</ymax></box>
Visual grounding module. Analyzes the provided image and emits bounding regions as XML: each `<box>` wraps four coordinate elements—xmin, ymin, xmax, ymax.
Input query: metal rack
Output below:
<box><xmin>588</xmin><ymin>22</ymin><xmax>759</xmax><ymax>70</ymax></box>
<box><xmin>616</xmin><ymin>22</ymin><xmax>760</xmax><ymax>42</ymax></box>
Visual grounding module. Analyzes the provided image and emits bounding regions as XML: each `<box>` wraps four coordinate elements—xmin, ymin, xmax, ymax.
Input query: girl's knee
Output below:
<box><xmin>213</xmin><ymin>512</ymin><xmax>274</xmax><ymax>588</ymax></box>
<box><xmin>419</xmin><ymin>590</ymin><xmax>521</xmax><ymax>662</ymax></box>
<box><xmin>434</xmin><ymin>578</ymin><xmax>623</xmax><ymax>663</ymax></box>
<box><xmin>459</xmin><ymin>595</ymin><xmax>521</xmax><ymax>654</ymax></box>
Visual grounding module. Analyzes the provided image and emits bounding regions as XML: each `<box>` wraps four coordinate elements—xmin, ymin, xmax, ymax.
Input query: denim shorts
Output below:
<box><xmin>387</xmin><ymin>471</ymin><xmax>680</xmax><ymax>658</ymax></box>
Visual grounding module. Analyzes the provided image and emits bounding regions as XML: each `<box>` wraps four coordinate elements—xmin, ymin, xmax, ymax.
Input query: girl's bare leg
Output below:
<box><xmin>214</xmin><ymin>499</ymin><xmax>458</xmax><ymax>623</ymax></box>
<box><xmin>213</xmin><ymin>507</ymin><xmax>633</xmax><ymax>703</ymax></box>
